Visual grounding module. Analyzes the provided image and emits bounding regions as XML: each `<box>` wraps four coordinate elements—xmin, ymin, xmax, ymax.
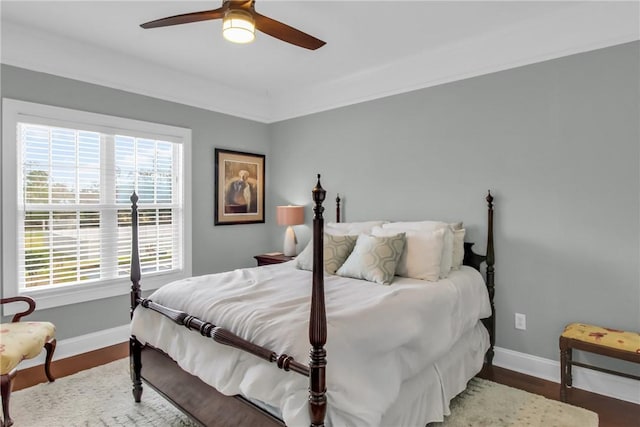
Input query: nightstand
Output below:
<box><xmin>254</xmin><ymin>253</ymin><xmax>295</xmax><ymax>266</ymax></box>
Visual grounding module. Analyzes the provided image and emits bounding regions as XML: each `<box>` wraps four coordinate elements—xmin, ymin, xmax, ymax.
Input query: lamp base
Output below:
<box><xmin>283</xmin><ymin>226</ymin><xmax>297</xmax><ymax>257</ymax></box>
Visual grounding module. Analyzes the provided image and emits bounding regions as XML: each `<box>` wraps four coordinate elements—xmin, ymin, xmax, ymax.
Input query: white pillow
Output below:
<box><xmin>372</xmin><ymin>226</ymin><xmax>444</xmax><ymax>281</ymax></box>
<box><xmin>296</xmin><ymin>234</ymin><xmax>358</xmax><ymax>274</ymax></box>
<box><xmin>451</xmin><ymin>228</ymin><xmax>466</xmax><ymax>270</ymax></box>
<box><xmin>325</xmin><ymin>221</ymin><xmax>387</xmax><ymax>236</ymax></box>
<box><xmin>450</xmin><ymin>221</ymin><xmax>464</xmax><ymax>231</ymax></box>
<box><xmin>381</xmin><ymin>221</ymin><xmax>454</xmax><ymax>278</ymax></box>
<box><xmin>336</xmin><ymin>233</ymin><xmax>406</xmax><ymax>285</ymax></box>
<box><xmin>384</xmin><ymin>220</ymin><xmax>442</xmax><ymax>228</ymax></box>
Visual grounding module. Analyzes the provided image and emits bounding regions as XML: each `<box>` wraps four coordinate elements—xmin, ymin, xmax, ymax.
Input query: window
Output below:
<box><xmin>2</xmin><ymin>99</ymin><xmax>192</xmax><ymax>313</ymax></box>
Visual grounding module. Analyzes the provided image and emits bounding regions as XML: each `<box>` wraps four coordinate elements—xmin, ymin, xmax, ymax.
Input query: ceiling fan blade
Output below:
<box><xmin>141</xmin><ymin>8</ymin><xmax>224</xmax><ymax>29</ymax></box>
<box><xmin>254</xmin><ymin>13</ymin><xmax>325</xmax><ymax>50</ymax></box>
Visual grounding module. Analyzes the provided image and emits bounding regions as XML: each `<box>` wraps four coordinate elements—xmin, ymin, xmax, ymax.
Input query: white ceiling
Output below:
<box><xmin>1</xmin><ymin>1</ymin><xmax>638</xmax><ymax>122</ymax></box>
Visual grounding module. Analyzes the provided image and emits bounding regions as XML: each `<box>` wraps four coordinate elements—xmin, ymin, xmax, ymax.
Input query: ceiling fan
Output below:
<box><xmin>140</xmin><ymin>0</ymin><xmax>326</xmax><ymax>50</ymax></box>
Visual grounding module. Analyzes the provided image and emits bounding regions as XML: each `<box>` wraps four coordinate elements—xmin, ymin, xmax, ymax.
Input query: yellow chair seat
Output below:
<box><xmin>0</xmin><ymin>321</ymin><xmax>56</xmax><ymax>375</ymax></box>
<box><xmin>561</xmin><ymin>323</ymin><xmax>640</xmax><ymax>354</ymax></box>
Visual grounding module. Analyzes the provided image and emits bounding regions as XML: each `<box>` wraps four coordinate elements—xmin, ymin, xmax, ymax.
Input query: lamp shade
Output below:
<box><xmin>276</xmin><ymin>205</ymin><xmax>304</xmax><ymax>226</ymax></box>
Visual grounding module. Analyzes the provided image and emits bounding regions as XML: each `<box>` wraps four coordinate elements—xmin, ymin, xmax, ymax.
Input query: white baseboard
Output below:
<box><xmin>19</xmin><ymin>324</ymin><xmax>130</xmax><ymax>370</ymax></box>
<box><xmin>18</xmin><ymin>329</ymin><xmax>639</xmax><ymax>405</ymax></box>
<box><xmin>494</xmin><ymin>346</ymin><xmax>640</xmax><ymax>404</ymax></box>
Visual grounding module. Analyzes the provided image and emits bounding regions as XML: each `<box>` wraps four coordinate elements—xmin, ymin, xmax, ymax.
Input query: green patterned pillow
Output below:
<box><xmin>296</xmin><ymin>234</ymin><xmax>358</xmax><ymax>274</ymax></box>
<box><xmin>336</xmin><ymin>233</ymin><xmax>406</xmax><ymax>285</ymax></box>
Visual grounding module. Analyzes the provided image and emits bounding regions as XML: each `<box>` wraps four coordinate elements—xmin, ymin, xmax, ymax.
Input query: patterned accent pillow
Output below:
<box><xmin>296</xmin><ymin>234</ymin><xmax>358</xmax><ymax>274</ymax></box>
<box><xmin>336</xmin><ymin>233</ymin><xmax>406</xmax><ymax>285</ymax></box>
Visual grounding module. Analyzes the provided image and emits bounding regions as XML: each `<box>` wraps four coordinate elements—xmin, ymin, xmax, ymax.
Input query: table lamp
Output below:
<box><xmin>276</xmin><ymin>205</ymin><xmax>304</xmax><ymax>256</ymax></box>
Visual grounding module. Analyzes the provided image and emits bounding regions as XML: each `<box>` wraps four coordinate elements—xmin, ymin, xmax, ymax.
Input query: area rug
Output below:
<box><xmin>427</xmin><ymin>377</ymin><xmax>598</xmax><ymax>427</ymax></box>
<box><xmin>10</xmin><ymin>359</ymin><xmax>598</xmax><ymax>427</ymax></box>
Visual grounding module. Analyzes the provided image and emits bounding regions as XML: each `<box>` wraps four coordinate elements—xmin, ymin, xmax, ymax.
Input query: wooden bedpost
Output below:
<box><xmin>309</xmin><ymin>175</ymin><xmax>327</xmax><ymax>427</ymax></box>
<box><xmin>336</xmin><ymin>193</ymin><xmax>341</xmax><ymax>223</ymax></box>
<box><xmin>129</xmin><ymin>192</ymin><xmax>143</xmax><ymax>402</ymax></box>
<box><xmin>484</xmin><ymin>190</ymin><xmax>495</xmax><ymax>365</ymax></box>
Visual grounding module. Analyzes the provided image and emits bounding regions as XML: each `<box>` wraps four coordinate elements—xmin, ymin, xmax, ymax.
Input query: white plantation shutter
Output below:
<box><xmin>17</xmin><ymin>123</ymin><xmax>184</xmax><ymax>291</ymax></box>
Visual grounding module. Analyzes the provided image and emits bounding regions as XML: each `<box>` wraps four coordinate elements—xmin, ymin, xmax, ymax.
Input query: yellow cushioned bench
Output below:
<box><xmin>559</xmin><ymin>323</ymin><xmax>640</xmax><ymax>402</ymax></box>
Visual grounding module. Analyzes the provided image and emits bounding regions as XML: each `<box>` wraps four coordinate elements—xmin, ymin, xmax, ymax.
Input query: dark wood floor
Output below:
<box><xmin>13</xmin><ymin>342</ymin><xmax>129</xmax><ymax>391</ymax></box>
<box><xmin>15</xmin><ymin>343</ymin><xmax>639</xmax><ymax>426</ymax></box>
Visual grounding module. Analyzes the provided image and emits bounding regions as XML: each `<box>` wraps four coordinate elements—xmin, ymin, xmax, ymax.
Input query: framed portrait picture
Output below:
<box><xmin>214</xmin><ymin>148</ymin><xmax>265</xmax><ymax>225</ymax></box>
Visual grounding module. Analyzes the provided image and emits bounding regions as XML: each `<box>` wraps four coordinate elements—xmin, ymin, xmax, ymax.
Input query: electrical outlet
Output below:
<box><xmin>515</xmin><ymin>313</ymin><xmax>526</xmax><ymax>330</ymax></box>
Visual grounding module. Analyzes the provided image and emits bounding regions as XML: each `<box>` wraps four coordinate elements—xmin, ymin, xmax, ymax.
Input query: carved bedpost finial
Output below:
<box><xmin>312</xmin><ymin>174</ymin><xmax>326</xmax><ymax>219</ymax></box>
<box><xmin>485</xmin><ymin>190</ymin><xmax>495</xmax><ymax>269</ymax></box>
<box><xmin>486</xmin><ymin>191</ymin><xmax>494</xmax><ymax>266</ymax></box>
<box><xmin>335</xmin><ymin>193</ymin><xmax>341</xmax><ymax>223</ymax></box>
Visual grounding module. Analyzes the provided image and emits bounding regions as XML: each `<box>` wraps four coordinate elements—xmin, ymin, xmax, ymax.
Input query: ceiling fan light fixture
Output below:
<box><xmin>222</xmin><ymin>9</ymin><xmax>255</xmax><ymax>44</ymax></box>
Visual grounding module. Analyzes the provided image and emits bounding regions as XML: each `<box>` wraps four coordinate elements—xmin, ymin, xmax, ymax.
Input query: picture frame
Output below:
<box><xmin>214</xmin><ymin>148</ymin><xmax>265</xmax><ymax>225</ymax></box>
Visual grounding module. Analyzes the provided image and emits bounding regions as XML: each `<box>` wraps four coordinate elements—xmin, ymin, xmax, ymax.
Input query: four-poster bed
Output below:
<box><xmin>128</xmin><ymin>175</ymin><xmax>496</xmax><ymax>427</ymax></box>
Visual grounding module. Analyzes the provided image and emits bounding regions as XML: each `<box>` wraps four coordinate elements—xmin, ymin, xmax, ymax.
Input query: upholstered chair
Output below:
<box><xmin>1</xmin><ymin>296</ymin><xmax>56</xmax><ymax>427</ymax></box>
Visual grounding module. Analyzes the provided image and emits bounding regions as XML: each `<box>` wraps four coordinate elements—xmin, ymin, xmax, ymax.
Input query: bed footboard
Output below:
<box><xmin>136</xmin><ymin>298</ymin><xmax>310</xmax><ymax>377</ymax></box>
<box><xmin>129</xmin><ymin>176</ymin><xmax>329</xmax><ymax>427</ymax></box>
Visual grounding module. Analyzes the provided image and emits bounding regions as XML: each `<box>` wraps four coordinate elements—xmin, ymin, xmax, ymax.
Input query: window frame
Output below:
<box><xmin>2</xmin><ymin>98</ymin><xmax>192</xmax><ymax>315</ymax></box>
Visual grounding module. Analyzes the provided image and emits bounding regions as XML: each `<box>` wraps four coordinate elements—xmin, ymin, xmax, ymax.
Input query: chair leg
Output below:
<box><xmin>1</xmin><ymin>370</ymin><xmax>16</xmax><ymax>427</ymax></box>
<box><xmin>566</xmin><ymin>347</ymin><xmax>573</xmax><ymax>387</ymax></box>
<box><xmin>560</xmin><ymin>337</ymin><xmax>571</xmax><ymax>402</ymax></box>
<box><xmin>44</xmin><ymin>339</ymin><xmax>56</xmax><ymax>382</ymax></box>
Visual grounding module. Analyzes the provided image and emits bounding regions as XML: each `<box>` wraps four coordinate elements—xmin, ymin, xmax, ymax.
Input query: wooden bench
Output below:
<box><xmin>559</xmin><ymin>323</ymin><xmax>640</xmax><ymax>402</ymax></box>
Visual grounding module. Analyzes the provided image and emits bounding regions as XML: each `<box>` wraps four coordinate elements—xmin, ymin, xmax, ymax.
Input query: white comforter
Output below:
<box><xmin>131</xmin><ymin>262</ymin><xmax>491</xmax><ymax>427</ymax></box>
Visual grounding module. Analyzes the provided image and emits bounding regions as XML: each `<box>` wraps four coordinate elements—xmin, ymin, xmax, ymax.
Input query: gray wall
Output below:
<box><xmin>0</xmin><ymin>65</ymin><xmax>273</xmax><ymax>339</ymax></box>
<box><xmin>269</xmin><ymin>42</ymin><xmax>640</xmax><ymax>367</ymax></box>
